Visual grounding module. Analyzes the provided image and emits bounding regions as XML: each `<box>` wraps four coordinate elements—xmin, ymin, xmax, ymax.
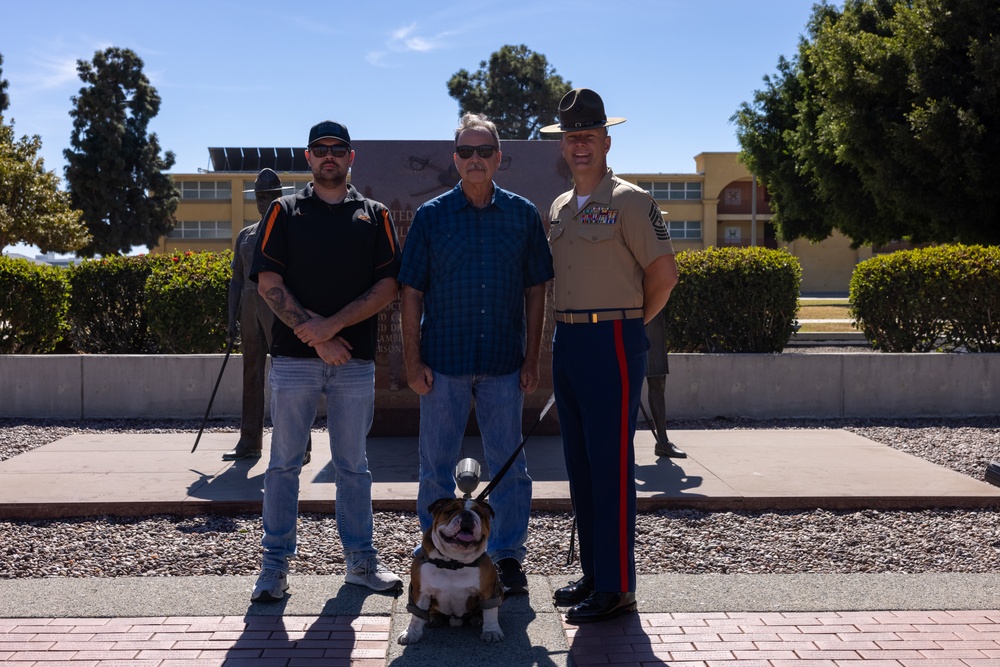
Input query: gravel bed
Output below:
<box><xmin>2</xmin><ymin>415</ymin><xmax>1000</xmax><ymax>580</ymax></box>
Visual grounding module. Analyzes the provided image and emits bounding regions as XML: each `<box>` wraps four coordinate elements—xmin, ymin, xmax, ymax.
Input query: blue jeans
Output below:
<box><xmin>417</xmin><ymin>370</ymin><xmax>530</xmax><ymax>563</ymax></box>
<box><xmin>261</xmin><ymin>357</ymin><xmax>377</xmax><ymax>573</ymax></box>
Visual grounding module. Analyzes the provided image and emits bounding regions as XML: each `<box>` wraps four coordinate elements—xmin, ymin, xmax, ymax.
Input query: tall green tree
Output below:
<box><xmin>448</xmin><ymin>44</ymin><xmax>571</xmax><ymax>139</ymax></box>
<box><xmin>733</xmin><ymin>0</ymin><xmax>1000</xmax><ymax>247</ymax></box>
<box><xmin>0</xmin><ymin>53</ymin><xmax>10</xmax><ymax>113</ymax></box>
<box><xmin>64</xmin><ymin>47</ymin><xmax>178</xmax><ymax>256</ymax></box>
<box><xmin>0</xmin><ymin>118</ymin><xmax>90</xmax><ymax>253</ymax></box>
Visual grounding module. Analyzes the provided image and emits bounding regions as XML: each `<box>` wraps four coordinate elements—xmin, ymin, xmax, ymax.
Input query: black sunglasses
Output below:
<box><xmin>309</xmin><ymin>144</ymin><xmax>350</xmax><ymax>158</ymax></box>
<box><xmin>456</xmin><ymin>144</ymin><xmax>497</xmax><ymax>159</ymax></box>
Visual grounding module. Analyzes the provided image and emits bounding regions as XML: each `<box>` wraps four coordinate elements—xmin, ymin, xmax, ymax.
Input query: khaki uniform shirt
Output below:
<box><xmin>548</xmin><ymin>169</ymin><xmax>675</xmax><ymax>312</ymax></box>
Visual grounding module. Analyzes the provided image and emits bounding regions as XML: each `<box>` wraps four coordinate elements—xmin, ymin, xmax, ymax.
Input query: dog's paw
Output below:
<box><xmin>398</xmin><ymin>617</ymin><xmax>426</xmax><ymax>645</ymax></box>
<box><xmin>397</xmin><ymin>629</ymin><xmax>422</xmax><ymax>645</ymax></box>
<box><xmin>480</xmin><ymin>628</ymin><xmax>504</xmax><ymax>643</ymax></box>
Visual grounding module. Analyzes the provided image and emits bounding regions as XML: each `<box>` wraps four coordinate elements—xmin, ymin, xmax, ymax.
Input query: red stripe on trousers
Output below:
<box><xmin>612</xmin><ymin>320</ymin><xmax>629</xmax><ymax>592</ymax></box>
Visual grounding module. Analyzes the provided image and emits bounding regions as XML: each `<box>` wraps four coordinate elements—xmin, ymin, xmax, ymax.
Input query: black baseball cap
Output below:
<box><xmin>308</xmin><ymin>120</ymin><xmax>352</xmax><ymax>149</ymax></box>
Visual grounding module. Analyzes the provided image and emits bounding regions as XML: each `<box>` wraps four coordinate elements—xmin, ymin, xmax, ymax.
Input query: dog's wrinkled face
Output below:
<box><xmin>428</xmin><ymin>497</ymin><xmax>494</xmax><ymax>563</ymax></box>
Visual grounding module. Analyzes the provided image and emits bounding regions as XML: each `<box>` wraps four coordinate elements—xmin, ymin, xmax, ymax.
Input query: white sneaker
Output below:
<box><xmin>345</xmin><ymin>556</ymin><xmax>402</xmax><ymax>592</ymax></box>
<box><xmin>251</xmin><ymin>568</ymin><xmax>288</xmax><ymax>602</ymax></box>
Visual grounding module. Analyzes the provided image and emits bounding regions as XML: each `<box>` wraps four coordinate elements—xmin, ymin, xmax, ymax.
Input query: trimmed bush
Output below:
<box><xmin>662</xmin><ymin>246</ymin><xmax>801</xmax><ymax>353</ymax></box>
<box><xmin>850</xmin><ymin>245</ymin><xmax>1000</xmax><ymax>352</ymax></box>
<box><xmin>66</xmin><ymin>255</ymin><xmax>171</xmax><ymax>353</ymax></box>
<box><xmin>0</xmin><ymin>255</ymin><xmax>70</xmax><ymax>353</ymax></box>
<box><xmin>146</xmin><ymin>250</ymin><xmax>231</xmax><ymax>353</ymax></box>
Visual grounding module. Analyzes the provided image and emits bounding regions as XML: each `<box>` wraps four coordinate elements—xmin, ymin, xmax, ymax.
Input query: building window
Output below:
<box><xmin>179</xmin><ymin>181</ymin><xmax>232</xmax><ymax>200</ymax></box>
<box><xmin>667</xmin><ymin>220</ymin><xmax>702</xmax><ymax>240</ymax></box>
<box><xmin>638</xmin><ymin>181</ymin><xmax>702</xmax><ymax>200</ymax></box>
<box><xmin>168</xmin><ymin>221</ymin><xmax>233</xmax><ymax>239</ymax></box>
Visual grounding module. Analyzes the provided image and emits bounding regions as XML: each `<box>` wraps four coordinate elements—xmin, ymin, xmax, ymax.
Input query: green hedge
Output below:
<box><xmin>146</xmin><ymin>251</ymin><xmax>231</xmax><ymax>353</ymax></box>
<box><xmin>0</xmin><ymin>256</ymin><xmax>70</xmax><ymax>353</ymax></box>
<box><xmin>662</xmin><ymin>246</ymin><xmax>802</xmax><ymax>353</ymax></box>
<box><xmin>850</xmin><ymin>245</ymin><xmax>1000</xmax><ymax>352</ymax></box>
<box><xmin>66</xmin><ymin>255</ymin><xmax>172</xmax><ymax>353</ymax></box>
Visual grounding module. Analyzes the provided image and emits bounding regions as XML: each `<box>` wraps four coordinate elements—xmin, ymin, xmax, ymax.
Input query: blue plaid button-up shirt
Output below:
<box><xmin>398</xmin><ymin>183</ymin><xmax>554</xmax><ymax>377</ymax></box>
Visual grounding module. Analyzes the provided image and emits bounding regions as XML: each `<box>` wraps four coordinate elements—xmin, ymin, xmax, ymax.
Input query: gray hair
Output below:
<box><xmin>455</xmin><ymin>113</ymin><xmax>501</xmax><ymax>150</ymax></box>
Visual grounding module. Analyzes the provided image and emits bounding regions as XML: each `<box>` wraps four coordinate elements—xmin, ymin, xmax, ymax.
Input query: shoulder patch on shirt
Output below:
<box><xmin>581</xmin><ymin>206</ymin><xmax>618</xmax><ymax>225</ymax></box>
<box><xmin>649</xmin><ymin>202</ymin><xmax>671</xmax><ymax>241</ymax></box>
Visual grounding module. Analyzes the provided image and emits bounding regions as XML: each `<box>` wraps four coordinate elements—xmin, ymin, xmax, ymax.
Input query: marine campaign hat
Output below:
<box><xmin>539</xmin><ymin>88</ymin><xmax>626</xmax><ymax>134</ymax></box>
<box><xmin>307</xmin><ymin>120</ymin><xmax>352</xmax><ymax>149</ymax></box>
<box><xmin>242</xmin><ymin>167</ymin><xmax>294</xmax><ymax>193</ymax></box>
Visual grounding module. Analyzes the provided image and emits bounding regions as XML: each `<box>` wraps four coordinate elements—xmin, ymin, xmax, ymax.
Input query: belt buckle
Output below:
<box><xmin>590</xmin><ymin>312</ymin><xmax>598</xmax><ymax>324</ymax></box>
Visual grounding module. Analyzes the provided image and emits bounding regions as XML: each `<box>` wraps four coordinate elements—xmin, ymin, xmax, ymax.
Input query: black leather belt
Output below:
<box><xmin>553</xmin><ymin>308</ymin><xmax>644</xmax><ymax>324</ymax></box>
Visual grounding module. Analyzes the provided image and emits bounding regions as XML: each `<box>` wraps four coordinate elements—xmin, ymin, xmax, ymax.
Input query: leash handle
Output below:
<box><xmin>476</xmin><ymin>392</ymin><xmax>555</xmax><ymax>501</ymax></box>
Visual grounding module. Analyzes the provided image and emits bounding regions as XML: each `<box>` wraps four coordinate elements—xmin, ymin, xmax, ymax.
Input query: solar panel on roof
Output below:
<box><xmin>208</xmin><ymin>148</ymin><xmax>226</xmax><ymax>171</ymax></box>
<box><xmin>258</xmin><ymin>148</ymin><xmax>277</xmax><ymax>170</ymax></box>
<box><xmin>243</xmin><ymin>147</ymin><xmax>261</xmax><ymax>171</ymax></box>
<box><xmin>273</xmin><ymin>147</ymin><xmax>294</xmax><ymax>171</ymax></box>
<box><xmin>292</xmin><ymin>149</ymin><xmax>310</xmax><ymax>172</ymax></box>
<box><xmin>203</xmin><ymin>147</ymin><xmax>310</xmax><ymax>172</ymax></box>
<box><xmin>224</xmin><ymin>148</ymin><xmax>244</xmax><ymax>171</ymax></box>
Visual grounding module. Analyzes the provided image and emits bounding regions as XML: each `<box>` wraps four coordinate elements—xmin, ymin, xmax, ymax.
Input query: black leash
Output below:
<box><xmin>475</xmin><ymin>393</ymin><xmax>555</xmax><ymax>502</ymax></box>
<box><xmin>191</xmin><ymin>339</ymin><xmax>234</xmax><ymax>453</ymax></box>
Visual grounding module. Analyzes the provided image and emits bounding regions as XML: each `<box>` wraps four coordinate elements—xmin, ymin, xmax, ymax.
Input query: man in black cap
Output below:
<box><xmin>248</xmin><ymin>120</ymin><xmax>403</xmax><ymax>602</ymax></box>
<box><xmin>541</xmin><ymin>89</ymin><xmax>679</xmax><ymax>623</ymax></box>
<box><xmin>224</xmin><ymin>168</ymin><xmax>294</xmax><ymax>461</ymax></box>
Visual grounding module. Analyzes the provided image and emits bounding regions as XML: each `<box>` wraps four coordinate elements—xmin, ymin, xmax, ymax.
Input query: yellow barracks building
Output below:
<box><xmin>155</xmin><ymin>146</ymin><xmax>872</xmax><ymax>295</ymax></box>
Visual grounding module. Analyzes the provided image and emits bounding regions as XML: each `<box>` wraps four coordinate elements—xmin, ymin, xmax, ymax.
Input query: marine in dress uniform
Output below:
<box><xmin>541</xmin><ymin>89</ymin><xmax>679</xmax><ymax>623</ymax></box>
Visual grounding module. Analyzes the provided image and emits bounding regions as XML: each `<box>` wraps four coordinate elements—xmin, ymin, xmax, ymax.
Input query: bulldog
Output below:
<box><xmin>397</xmin><ymin>497</ymin><xmax>504</xmax><ymax>644</ymax></box>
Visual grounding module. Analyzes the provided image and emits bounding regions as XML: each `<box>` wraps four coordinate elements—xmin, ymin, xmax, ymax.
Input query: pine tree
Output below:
<box><xmin>64</xmin><ymin>47</ymin><xmax>179</xmax><ymax>256</ymax></box>
<box><xmin>0</xmin><ymin>53</ymin><xmax>10</xmax><ymax>113</ymax></box>
<box><xmin>448</xmin><ymin>45</ymin><xmax>571</xmax><ymax>140</ymax></box>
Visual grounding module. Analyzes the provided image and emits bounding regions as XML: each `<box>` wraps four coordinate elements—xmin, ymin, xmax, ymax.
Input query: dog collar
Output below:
<box><xmin>419</xmin><ymin>550</ymin><xmax>488</xmax><ymax>571</ymax></box>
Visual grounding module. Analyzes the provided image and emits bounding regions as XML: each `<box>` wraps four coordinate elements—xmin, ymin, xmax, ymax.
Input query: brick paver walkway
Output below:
<box><xmin>0</xmin><ymin>615</ymin><xmax>390</xmax><ymax>666</ymax></box>
<box><xmin>4</xmin><ymin>610</ymin><xmax>1000</xmax><ymax>666</ymax></box>
<box><xmin>564</xmin><ymin>610</ymin><xmax>1000</xmax><ymax>667</ymax></box>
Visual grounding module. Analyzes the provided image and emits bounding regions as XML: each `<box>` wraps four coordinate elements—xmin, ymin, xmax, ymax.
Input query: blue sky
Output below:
<box><xmin>2</xmin><ymin>0</ymin><xmax>831</xmax><ymax>254</ymax></box>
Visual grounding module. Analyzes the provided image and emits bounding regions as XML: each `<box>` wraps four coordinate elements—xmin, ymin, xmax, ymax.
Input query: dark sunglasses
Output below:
<box><xmin>309</xmin><ymin>144</ymin><xmax>350</xmax><ymax>158</ymax></box>
<box><xmin>456</xmin><ymin>144</ymin><xmax>497</xmax><ymax>159</ymax></box>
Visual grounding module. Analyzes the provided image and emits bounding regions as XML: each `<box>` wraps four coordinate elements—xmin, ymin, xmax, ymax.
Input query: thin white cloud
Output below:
<box><xmin>367</xmin><ymin>22</ymin><xmax>459</xmax><ymax>67</ymax></box>
<box><xmin>366</xmin><ymin>51</ymin><xmax>389</xmax><ymax>67</ymax></box>
<box><xmin>20</xmin><ymin>54</ymin><xmax>80</xmax><ymax>91</ymax></box>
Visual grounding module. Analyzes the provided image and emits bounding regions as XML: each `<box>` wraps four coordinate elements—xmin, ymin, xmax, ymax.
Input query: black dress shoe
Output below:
<box><xmin>222</xmin><ymin>439</ymin><xmax>263</xmax><ymax>461</ymax></box>
<box><xmin>553</xmin><ymin>574</ymin><xmax>594</xmax><ymax>606</ymax></box>
<box><xmin>565</xmin><ymin>591</ymin><xmax>637</xmax><ymax>624</ymax></box>
<box><xmin>654</xmin><ymin>438</ymin><xmax>687</xmax><ymax>458</ymax></box>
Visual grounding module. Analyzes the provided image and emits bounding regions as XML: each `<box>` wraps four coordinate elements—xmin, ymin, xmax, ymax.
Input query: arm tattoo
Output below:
<box><xmin>264</xmin><ymin>286</ymin><xmax>310</xmax><ymax>328</ymax></box>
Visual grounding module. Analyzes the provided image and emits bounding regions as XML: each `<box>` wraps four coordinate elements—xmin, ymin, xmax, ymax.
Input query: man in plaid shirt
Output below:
<box><xmin>399</xmin><ymin>113</ymin><xmax>553</xmax><ymax>595</ymax></box>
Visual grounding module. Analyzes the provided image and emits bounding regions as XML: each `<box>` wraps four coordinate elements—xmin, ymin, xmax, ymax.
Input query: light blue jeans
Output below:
<box><xmin>261</xmin><ymin>357</ymin><xmax>377</xmax><ymax>573</ymax></box>
<box><xmin>417</xmin><ymin>370</ymin><xmax>530</xmax><ymax>563</ymax></box>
